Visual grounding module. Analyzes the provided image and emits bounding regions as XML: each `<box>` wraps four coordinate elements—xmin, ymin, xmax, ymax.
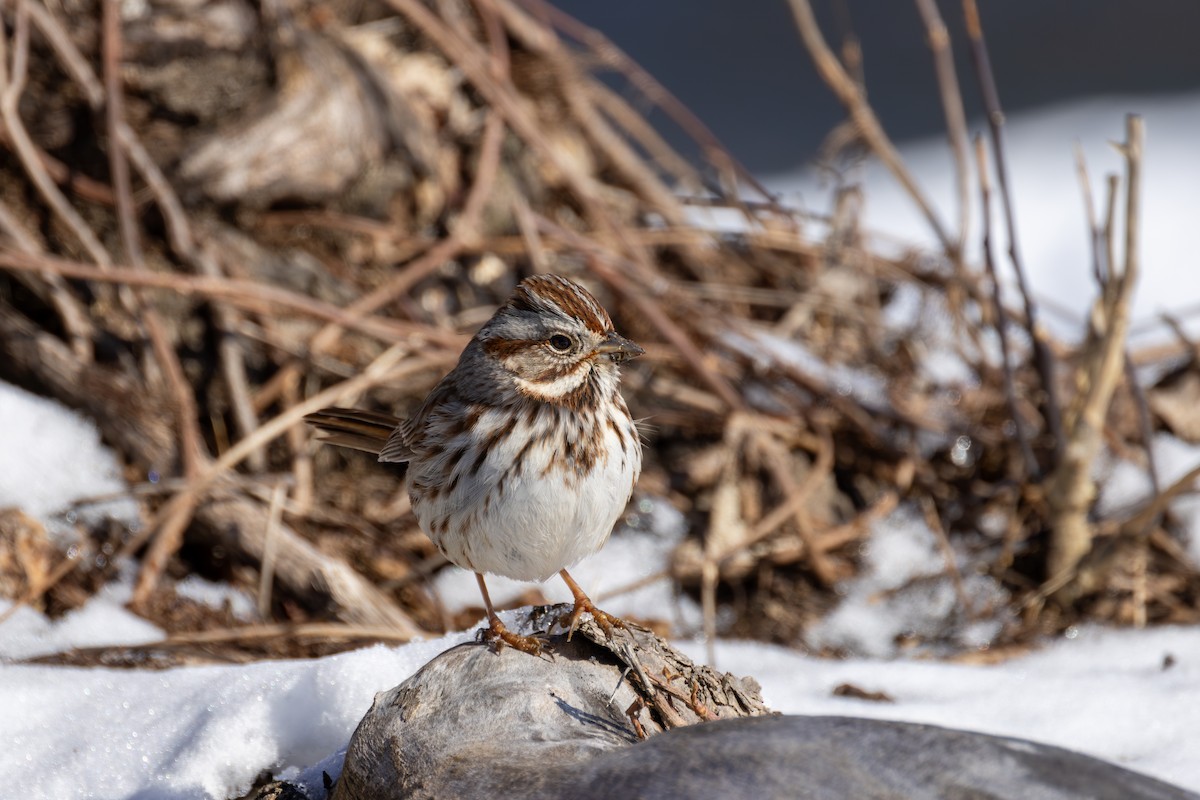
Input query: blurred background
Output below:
<box><xmin>560</xmin><ymin>0</ymin><xmax>1200</xmax><ymax>172</ymax></box>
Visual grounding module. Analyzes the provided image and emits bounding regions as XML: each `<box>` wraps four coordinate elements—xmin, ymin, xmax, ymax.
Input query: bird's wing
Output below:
<box><xmin>378</xmin><ymin>420</ymin><xmax>416</xmax><ymax>463</ymax></box>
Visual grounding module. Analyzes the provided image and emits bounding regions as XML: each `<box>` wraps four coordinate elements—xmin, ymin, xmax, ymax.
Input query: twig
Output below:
<box><xmin>0</xmin><ymin>3</ymin><xmax>110</xmax><ymax>268</ymax></box>
<box><xmin>24</xmin><ymin>0</ymin><xmax>105</xmax><ymax>107</ymax></box>
<box><xmin>1129</xmin><ymin>538</ymin><xmax>1147</xmax><ymax>628</ymax></box>
<box><xmin>282</xmin><ymin>375</ymin><xmax>315</xmax><ymax>513</ymax></box>
<box><xmin>914</xmin><ymin>0</ymin><xmax>970</xmax><ymax>254</ymax></box>
<box><xmin>21</xmin><ymin>622</ymin><xmax>421</xmax><ymax>663</ymax></box>
<box><xmin>713</xmin><ymin>430</ymin><xmax>834</xmax><ymax>568</ymax></box>
<box><xmin>1120</xmin><ymin>116</ymin><xmax>1143</xmax><ymax>307</ymax></box>
<box><xmin>595</xmin><ymin>568</ymin><xmax>671</xmax><ymax>604</ymax></box>
<box><xmin>494</xmin><ymin>0</ymin><xmax>691</xmax><ymax>228</ymax></box>
<box><xmin>0</xmin><ymin>197</ymin><xmax>93</xmax><ymax>359</ymax></box>
<box><xmin>920</xmin><ymin>495</ymin><xmax>973</xmax><ymax>616</ymax></box>
<box><xmin>786</xmin><ymin>0</ymin><xmax>954</xmax><ymax>253</ymax></box>
<box><xmin>517</xmin><ymin>0</ymin><xmax>780</xmax><ymax>210</ymax></box>
<box><xmin>701</xmin><ymin>557</ymin><xmax>718</xmax><ymax>667</ymax></box>
<box><xmin>101</xmin><ymin>0</ymin><xmax>204</xmax><ymax>482</ymax></box>
<box><xmin>755</xmin><ymin>431</ymin><xmax>837</xmax><ymax>586</ymax></box>
<box><xmin>1103</xmin><ymin>173</ymin><xmax>1119</xmax><ymax>290</ymax></box>
<box><xmin>492</xmin><ymin>0</ymin><xmax>733</xmax><ymax>288</ymax></box>
<box><xmin>1044</xmin><ymin>115</ymin><xmax>1143</xmax><ymax>594</ymax></box>
<box><xmin>101</xmin><ymin>0</ymin><xmax>142</xmax><ymax>272</ymax></box>
<box><xmin>1075</xmin><ymin>146</ymin><xmax>1159</xmax><ymax>496</ymax></box>
<box><xmin>510</xmin><ymin>190</ymin><xmax>551</xmax><ymax>272</ymax></box>
<box><xmin>975</xmin><ymin>135</ymin><xmax>1037</xmax><ymax>477</ymax></box>
<box><xmin>1120</xmin><ymin>461</ymin><xmax>1200</xmax><ymax>538</ymax></box>
<box><xmin>1074</xmin><ymin>144</ymin><xmax>1108</xmax><ymax>284</ymax></box>
<box><xmin>962</xmin><ymin>0</ymin><xmax>1064</xmax><ymax>465</ymax></box>
<box><xmin>257</xmin><ymin>482</ymin><xmax>287</xmax><ymax>619</ymax></box>
<box><xmin>122</xmin><ymin>343</ymin><xmax>428</xmax><ymax>558</ymax></box>
<box><xmin>0</xmin><ymin>543</ymin><xmax>86</xmax><ymax>626</ymax></box>
<box><xmin>0</xmin><ymin>250</ymin><xmax>433</xmax><ymax>343</ymax></box>
<box><xmin>587</xmin><ymin>80</ymin><xmax>703</xmax><ymax>190</ymax></box>
<box><xmin>131</xmin><ymin>491</ymin><xmax>200</xmax><ymax>607</ymax></box>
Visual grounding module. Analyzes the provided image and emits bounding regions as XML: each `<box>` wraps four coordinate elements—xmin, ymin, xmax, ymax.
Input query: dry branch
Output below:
<box><xmin>787</xmin><ymin>0</ymin><xmax>954</xmax><ymax>253</ymax></box>
<box><xmin>0</xmin><ymin>0</ymin><xmax>1193</xmax><ymax>657</ymax></box>
<box><xmin>962</xmin><ymin>0</ymin><xmax>1064</xmax><ymax>469</ymax></box>
<box><xmin>1045</xmin><ymin>115</ymin><xmax>1143</xmax><ymax>596</ymax></box>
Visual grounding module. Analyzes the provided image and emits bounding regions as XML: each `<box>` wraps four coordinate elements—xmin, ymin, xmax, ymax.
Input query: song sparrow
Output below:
<box><xmin>306</xmin><ymin>274</ymin><xmax>643</xmax><ymax>653</ymax></box>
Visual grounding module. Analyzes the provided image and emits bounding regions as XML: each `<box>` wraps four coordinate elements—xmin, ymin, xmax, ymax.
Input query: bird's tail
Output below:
<box><xmin>304</xmin><ymin>407</ymin><xmax>400</xmax><ymax>457</ymax></box>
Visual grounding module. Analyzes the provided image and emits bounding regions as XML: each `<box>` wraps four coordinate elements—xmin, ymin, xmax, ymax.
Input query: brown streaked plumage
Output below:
<box><xmin>306</xmin><ymin>274</ymin><xmax>643</xmax><ymax>654</ymax></box>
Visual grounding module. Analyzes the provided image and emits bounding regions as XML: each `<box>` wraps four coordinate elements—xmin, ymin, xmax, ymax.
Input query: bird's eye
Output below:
<box><xmin>548</xmin><ymin>334</ymin><xmax>573</xmax><ymax>352</ymax></box>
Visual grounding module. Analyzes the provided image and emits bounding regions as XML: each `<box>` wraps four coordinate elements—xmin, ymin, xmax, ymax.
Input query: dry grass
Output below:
<box><xmin>0</xmin><ymin>0</ymin><xmax>1197</xmax><ymax>665</ymax></box>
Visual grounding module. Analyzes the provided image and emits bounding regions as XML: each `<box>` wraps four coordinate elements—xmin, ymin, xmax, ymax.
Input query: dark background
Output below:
<box><xmin>555</xmin><ymin>1</ymin><xmax>1200</xmax><ymax>174</ymax></box>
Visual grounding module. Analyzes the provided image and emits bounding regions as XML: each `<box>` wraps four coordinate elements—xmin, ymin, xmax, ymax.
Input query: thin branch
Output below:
<box><xmin>123</xmin><ymin>344</ymin><xmax>429</xmax><ymax>561</ymax></box>
<box><xmin>1076</xmin><ymin>144</ymin><xmax>1159</xmax><ymax>496</ymax></box>
<box><xmin>102</xmin><ymin>0</ymin><xmax>205</xmax><ymax>483</ymax></box>
<box><xmin>587</xmin><ymin>78</ymin><xmax>703</xmax><ymax>191</ymax></box>
<box><xmin>1044</xmin><ymin>115</ymin><xmax>1143</xmax><ymax>594</ymax></box>
<box><xmin>257</xmin><ymin>482</ymin><xmax>287</xmax><ymax>619</ymax></box>
<box><xmin>0</xmin><ymin>250</ymin><xmax>444</xmax><ymax>344</ymax></box>
<box><xmin>515</xmin><ymin>0</ymin><xmax>780</xmax><ymax>209</ymax></box>
<box><xmin>0</xmin><ymin>3</ymin><xmax>110</xmax><ymax>268</ymax></box>
<box><xmin>962</xmin><ymin>0</ymin><xmax>1064</xmax><ymax>465</ymax></box>
<box><xmin>786</xmin><ymin>0</ymin><xmax>955</xmax><ymax>254</ymax></box>
<box><xmin>24</xmin><ymin>0</ymin><xmax>105</xmax><ymax>107</ymax></box>
<box><xmin>975</xmin><ymin>135</ymin><xmax>1037</xmax><ymax>477</ymax></box>
<box><xmin>0</xmin><ymin>198</ymin><xmax>94</xmax><ymax>359</ymax></box>
<box><xmin>1115</xmin><ymin>115</ymin><xmax>1158</xmax><ymax>494</ymax></box>
<box><xmin>914</xmin><ymin>0</ymin><xmax>970</xmax><ymax>253</ymax></box>
<box><xmin>920</xmin><ymin>495</ymin><xmax>972</xmax><ymax>616</ymax></box>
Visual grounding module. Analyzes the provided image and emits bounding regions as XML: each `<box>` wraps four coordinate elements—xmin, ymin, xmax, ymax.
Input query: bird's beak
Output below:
<box><xmin>594</xmin><ymin>331</ymin><xmax>644</xmax><ymax>362</ymax></box>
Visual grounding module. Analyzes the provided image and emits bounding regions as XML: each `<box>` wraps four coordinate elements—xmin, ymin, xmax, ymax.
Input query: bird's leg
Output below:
<box><xmin>559</xmin><ymin>569</ymin><xmax>626</xmax><ymax>640</ymax></box>
<box><xmin>475</xmin><ymin>573</ymin><xmax>543</xmax><ymax>655</ymax></box>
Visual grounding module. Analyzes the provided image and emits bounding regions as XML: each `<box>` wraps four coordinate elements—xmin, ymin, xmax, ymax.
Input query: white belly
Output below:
<box><xmin>408</xmin><ymin>407</ymin><xmax>641</xmax><ymax>582</ymax></box>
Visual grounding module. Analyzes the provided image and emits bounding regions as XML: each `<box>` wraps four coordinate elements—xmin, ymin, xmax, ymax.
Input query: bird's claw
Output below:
<box><xmin>479</xmin><ymin>619</ymin><xmax>545</xmax><ymax>656</ymax></box>
<box><xmin>565</xmin><ymin>599</ymin><xmax>627</xmax><ymax>641</ymax></box>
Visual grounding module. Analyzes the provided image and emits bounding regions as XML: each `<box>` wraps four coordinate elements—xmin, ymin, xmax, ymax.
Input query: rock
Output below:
<box><xmin>332</xmin><ymin>607</ymin><xmax>772</xmax><ymax>800</ymax></box>
<box><xmin>577</xmin><ymin>715</ymin><xmax>1198</xmax><ymax>800</ymax></box>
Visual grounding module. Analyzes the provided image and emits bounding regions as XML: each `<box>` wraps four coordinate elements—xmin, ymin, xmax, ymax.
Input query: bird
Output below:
<box><xmin>305</xmin><ymin>274</ymin><xmax>643</xmax><ymax>653</ymax></box>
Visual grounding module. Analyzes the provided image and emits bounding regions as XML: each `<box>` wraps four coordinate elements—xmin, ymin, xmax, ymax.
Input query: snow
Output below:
<box><xmin>0</xmin><ymin>562</ymin><xmax>163</xmax><ymax>661</ymax></box>
<box><xmin>174</xmin><ymin>575</ymin><xmax>257</xmax><ymax>622</ymax></box>
<box><xmin>1094</xmin><ymin>434</ymin><xmax>1200</xmax><ymax>564</ymax></box>
<box><xmin>2</xmin><ymin>614</ymin><xmax>1198</xmax><ymax>798</ymax></box>
<box><xmin>0</xmin><ymin>633</ymin><xmax>471</xmax><ymax>800</ymax></box>
<box><xmin>726</xmin><ymin>327</ymin><xmax>891</xmax><ymax>409</ymax></box>
<box><xmin>3</xmin><ymin>92</ymin><xmax>1200</xmax><ymax>799</ymax></box>
<box><xmin>805</xmin><ymin>505</ymin><xmax>1010</xmax><ymax>658</ymax></box>
<box><xmin>0</xmin><ymin>382</ymin><xmax>140</xmax><ymax>539</ymax></box>
<box><xmin>765</xmin><ymin>92</ymin><xmax>1200</xmax><ymax>345</ymax></box>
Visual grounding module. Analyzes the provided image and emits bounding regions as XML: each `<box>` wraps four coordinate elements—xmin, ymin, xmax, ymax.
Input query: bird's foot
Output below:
<box><xmin>479</xmin><ymin>616</ymin><xmax>544</xmax><ymax>656</ymax></box>
<box><xmin>564</xmin><ymin>596</ymin><xmax>627</xmax><ymax>641</ymax></box>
